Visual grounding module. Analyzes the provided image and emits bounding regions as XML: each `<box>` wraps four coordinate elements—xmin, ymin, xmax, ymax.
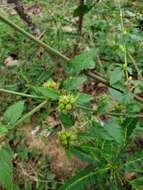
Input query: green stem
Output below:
<box><xmin>85</xmin><ymin>70</ymin><xmax>107</xmax><ymax>84</ymax></box>
<box><xmin>0</xmin><ymin>88</ymin><xmax>44</xmax><ymax>100</ymax></box>
<box><xmin>123</xmin><ymin>157</ymin><xmax>143</xmax><ymax>168</ymax></box>
<box><xmin>77</xmin><ymin>104</ymin><xmax>143</xmax><ymax>118</ymax></box>
<box><xmin>0</xmin><ymin>13</ymin><xmax>69</xmax><ymax>62</ymax></box>
<box><xmin>108</xmin><ymin>112</ymin><xmax>143</xmax><ymax>118</ymax></box>
<box><xmin>14</xmin><ymin>100</ymin><xmax>47</xmax><ymax>127</ymax></box>
<box><xmin>128</xmin><ymin>52</ymin><xmax>143</xmax><ymax>81</ymax></box>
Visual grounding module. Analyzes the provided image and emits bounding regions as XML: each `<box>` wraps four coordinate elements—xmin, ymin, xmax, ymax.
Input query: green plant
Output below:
<box><xmin>0</xmin><ymin>0</ymin><xmax>143</xmax><ymax>190</ymax></box>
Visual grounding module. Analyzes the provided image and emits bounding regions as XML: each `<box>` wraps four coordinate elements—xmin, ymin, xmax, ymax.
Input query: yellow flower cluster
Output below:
<box><xmin>98</xmin><ymin>94</ymin><xmax>108</xmax><ymax>104</ymax></box>
<box><xmin>58</xmin><ymin>95</ymin><xmax>76</xmax><ymax>113</ymax></box>
<box><xmin>113</xmin><ymin>103</ymin><xmax>126</xmax><ymax>112</ymax></box>
<box><xmin>59</xmin><ymin>130</ymin><xmax>76</xmax><ymax>147</ymax></box>
<box><xmin>43</xmin><ymin>80</ymin><xmax>59</xmax><ymax>90</ymax></box>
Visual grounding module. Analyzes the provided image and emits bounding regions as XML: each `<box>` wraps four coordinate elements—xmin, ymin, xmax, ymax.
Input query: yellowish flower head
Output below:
<box><xmin>58</xmin><ymin>95</ymin><xmax>76</xmax><ymax>113</ymax></box>
<box><xmin>43</xmin><ymin>80</ymin><xmax>59</xmax><ymax>90</ymax></box>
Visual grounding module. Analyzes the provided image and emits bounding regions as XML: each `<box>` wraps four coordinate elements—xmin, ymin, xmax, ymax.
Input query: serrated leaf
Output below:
<box><xmin>109</xmin><ymin>67</ymin><xmax>124</xmax><ymax>85</ymax></box>
<box><xmin>4</xmin><ymin>101</ymin><xmax>24</xmax><ymax>125</ymax></box>
<box><xmin>68</xmin><ymin>52</ymin><xmax>95</xmax><ymax>74</ymax></box>
<box><xmin>104</xmin><ymin>119</ymin><xmax>124</xmax><ymax>145</ymax></box>
<box><xmin>91</xmin><ymin>121</ymin><xmax>113</xmax><ymax>141</ymax></box>
<box><xmin>108</xmin><ymin>88</ymin><xmax>133</xmax><ymax>104</ymax></box>
<box><xmin>76</xmin><ymin>93</ymin><xmax>93</xmax><ymax>105</ymax></box>
<box><xmin>63</xmin><ymin>76</ymin><xmax>87</xmax><ymax>91</ymax></box>
<box><xmin>0</xmin><ymin>146</ymin><xmax>13</xmax><ymax>190</ymax></box>
<box><xmin>59</xmin><ymin>113</ymin><xmax>74</xmax><ymax>128</ymax></box>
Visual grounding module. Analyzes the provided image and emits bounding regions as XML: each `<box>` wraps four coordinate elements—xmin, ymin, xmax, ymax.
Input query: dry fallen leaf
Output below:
<box><xmin>124</xmin><ymin>172</ymin><xmax>137</xmax><ymax>181</ymax></box>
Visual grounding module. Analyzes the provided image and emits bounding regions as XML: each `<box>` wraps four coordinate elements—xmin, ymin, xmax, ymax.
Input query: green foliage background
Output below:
<box><xmin>0</xmin><ymin>0</ymin><xmax>143</xmax><ymax>190</ymax></box>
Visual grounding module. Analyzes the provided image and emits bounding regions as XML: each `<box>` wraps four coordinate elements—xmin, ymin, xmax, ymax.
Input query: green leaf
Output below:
<box><xmin>71</xmin><ymin>146</ymin><xmax>98</xmax><ymax>165</ymax></box>
<box><xmin>108</xmin><ymin>88</ymin><xmax>124</xmax><ymax>103</ymax></box>
<box><xmin>104</xmin><ymin>119</ymin><xmax>124</xmax><ymax>145</ymax></box>
<box><xmin>0</xmin><ymin>146</ymin><xmax>13</xmax><ymax>190</ymax></box>
<box><xmin>36</xmin><ymin>87</ymin><xmax>60</xmax><ymax>100</ymax></box>
<box><xmin>109</xmin><ymin>88</ymin><xmax>133</xmax><ymax>104</ymax></box>
<box><xmin>122</xmin><ymin>118</ymin><xmax>138</xmax><ymax>140</ymax></box>
<box><xmin>132</xmin><ymin>80</ymin><xmax>143</xmax><ymax>94</ymax></box>
<box><xmin>130</xmin><ymin>177</ymin><xmax>143</xmax><ymax>190</ymax></box>
<box><xmin>68</xmin><ymin>52</ymin><xmax>95</xmax><ymax>74</ymax></box>
<box><xmin>80</xmin><ymin>121</ymin><xmax>113</xmax><ymax>143</ymax></box>
<box><xmin>76</xmin><ymin>93</ymin><xmax>93</xmax><ymax>105</ymax></box>
<box><xmin>91</xmin><ymin>121</ymin><xmax>114</xmax><ymax>141</ymax></box>
<box><xmin>124</xmin><ymin>151</ymin><xmax>143</xmax><ymax>169</ymax></box>
<box><xmin>0</xmin><ymin>123</ymin><xmax>8</xmax><ymax>135</ymax></box>
<box><xmin>58</xmin><ymin>167</ymin><xmax>108</xmax><ymax>190</ymax></box>
<box><xmin>63</xmin><ymin>76</ymin><xmax>87</xmax><ymax>91</ymax></box>
<box><xmin>109</xmin><ymin>67</ymin><xmax>124</xmax><ymax>85</ymax></box>
<box><xmin>4</xmin><ymin>101</ymin><xmax>24</xmax><ymax>125</ymax></box>
<box><xmin>59</xmin><ymin>113</ymin><xmax>74</xmax><ymax>128</ymax></box>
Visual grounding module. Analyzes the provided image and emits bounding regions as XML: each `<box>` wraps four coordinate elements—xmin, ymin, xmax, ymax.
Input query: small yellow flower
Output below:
<box><xmin>98</xmin><ymin>94</ymin><xmax>109</xmax><ymax>104</ymax></box>
<box><xmin>59</xmin><ymin>130</ymin><xmax>76</xmax><ymax>147</ymax></box>
<box><xmin>113</xmin><ymin>103</ymin><xmax>126</xmax><ymax>112</ymax></box>
<box><xmin>58</xmin><ymin>95</ymin><xmax>76</xmax><ymax>113</ymax></box>
<box><xmin>43</xmin><ymin>80</ymin><xmax>59</xmax><ymax>90</ymax></box>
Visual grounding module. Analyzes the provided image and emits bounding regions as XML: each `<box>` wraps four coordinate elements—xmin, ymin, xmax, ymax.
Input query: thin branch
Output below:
<box><xmin>132</xmin><ymin>93</ymin><xmax>143</xmax><ymax>103</ymax></box>
<box><xmin>0</xmin><ymin>13</ymin><xmax>69</xmax><ymax>62</ymax></box>
<box><xmin>0</xmin><ymin>88</ymin><xmax>44</xmax><ymax>100</ymax></box>
<box><xmin>77</xmin><ymin>104</ymin><xmax>143</xmax><ymax>118</ymax></box>
<box><xmin>108</xmin><ymin>112</ymin><xmax>143</xmax><ymax>118</ymax></box>
<box><xmin>14</xmin><ymin>100</ymin><xmax>47</xmax><ymax>127</ymax></box>
<box><xmin>85</xmin><ymin>70</ymin><xmax>123</xmax><ymax>93</ymax></box>
<box><xmin>85</xmin><ymin>70</ymin><xmax>107</xmax><ymax>84</ymax></box>
<box><xmin>7</xmin><ymin>0</ymin><xmax>40</xmax><ymax>36</ymax></box>
<box><xmin>86</xmin><ymin>71</ymin><xmax>143</xmax><ymax>103</ymax></box>
<box><xmin>128</xmin><ymin>52</ymin><xmax>143</xmax><ymax>81</ymax></box>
